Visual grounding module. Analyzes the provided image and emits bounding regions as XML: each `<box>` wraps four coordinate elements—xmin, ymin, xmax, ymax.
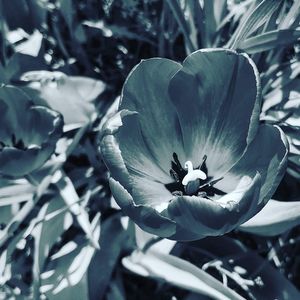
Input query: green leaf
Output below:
<box><xmin>58</xmin><ymin>0</ymin><xmax>73</xmax><ymax>31</ymax></box>
<box><xmin>239</xmin><ymin>29</ymin><xmax>300</xmax><ymax>54</ymax></box>
<box><xmin>13</xmin><ymin>30</ymin><xmax>43</xmax><ymax>57</ymax></box>
<box><xmin>239</xmin><ymin>199</ymin><xmax>300</xmax><ymax>236</ymax></box>
<box><xmin>21</xmin><ymin>71</ymin><xmax>105</xmax><ymax>129</ymax></box>
<box><xmin>53</xmin><ymin>170</ymin><xmax>100</xmax><ymax>249</ymax></box>
<box><xmin>279</xmin><ymin>0</ymin><xmax>300</xmax><ymax>29</ymax></box>
<box><xmin>187</xmin><ymin>236</ymin><xmax>300</xmax><ymax>299</ymax></box>
<box><xmin>0</xmin><ymin>179</ymin><xmax>35</xmax><ymax>206</ymax></box>
<box><xmin>203</xmin><ymin>0</ymin><xmax>227</xmax><ymax>47</ymax></box>
<box><xmin>123</xmin><ymin>249</ymin><xmax>245</xmax><ymax>300</ymax></box>
<box><xmin>40</xmin><ymin>215</ymin><xmax>100</xmax><ymax>300</ymax></box>
<box><xmin>231</xmin><ymin>0</ymin><xmax>283</xmax><ymax>48</ymax></box>
<box><xmin>165</xmin><ymin>0</ymin><xmax>197</xmax><ymax>54</ymax></box>
<box><xmin>31</xmin><ymin>194</ymin><xmax>72</xmax><ymax>277</ymax></box>
<box><xmin>87</xmin><ymin>214</ymin><xmax>129</xmax><ymax>300</ymax></box>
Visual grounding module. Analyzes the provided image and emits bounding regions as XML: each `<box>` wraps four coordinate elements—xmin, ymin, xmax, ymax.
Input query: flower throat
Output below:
<box><xmin>165</xmin><ymin>153</ymin><xmax>226</xmax><ymax>198</ymax></box>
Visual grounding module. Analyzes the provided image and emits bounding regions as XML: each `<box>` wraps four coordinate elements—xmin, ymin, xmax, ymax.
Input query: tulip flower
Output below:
<box><xmin>0</xmin><ymin>85</ymin><xmax>63</xmax><ymax>177</ymax></box>
<box><xmin>100</xmin><ymin>49</ymin><xmax>288</xmax><ymax>241</ymax></box>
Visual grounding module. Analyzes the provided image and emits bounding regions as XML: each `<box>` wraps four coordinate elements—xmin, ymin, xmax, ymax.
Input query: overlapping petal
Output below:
<box><xmin>215</xmin><ymin>124</ymin><xmax>288</xmax><ymax>208</ymax></box>
<box><xmin>119</xmin><ymin>58</ymin><xmax>186</xmax><ymax>180</ymax></box>
<box><xmin>169</xmin><ymin>49</ymin><xmax>261</xmax><ymax>177</ymax></box>
<box><xmin>109</xmin><ymin>177</ymin><xmax>176</xmax><ymax>238</ymax></box>
<box><xmin>167</xmin><ymin>173</ymin><xmax>261</xmax><ymax>240</ymax></box>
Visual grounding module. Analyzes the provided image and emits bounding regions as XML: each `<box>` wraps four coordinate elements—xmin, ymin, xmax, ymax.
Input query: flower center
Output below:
<box><xmin>0</xmin><ymin>134</ymin><xmax>26</xmax><ymax>151</ymax></box>
<box><xmin>165</xmin><ymin>153</ymin><xmax>226</xmax><ymax>198</ymax></box>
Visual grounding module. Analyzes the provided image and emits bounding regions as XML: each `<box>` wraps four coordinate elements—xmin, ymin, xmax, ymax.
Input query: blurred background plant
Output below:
<box><xmin>0</xmin><ymin>0</ymin><xmax>300</xmax><ymax>299</ymax></box>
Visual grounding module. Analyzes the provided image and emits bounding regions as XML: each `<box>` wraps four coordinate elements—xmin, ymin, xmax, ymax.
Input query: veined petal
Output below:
<box><xmin>167</xmin><ymin>173</ymin><xmax>261</xmax><ymax>240</ymax></box>
<box><xmin>169</xmin><ymin>49</ymin><xmax>261</xmax><ymax>178</ymax></box>
<box><xmin>216</xmin><ymin>124</ymin><xmax>288</xmax><ymax>207</ymax></box>
<box><xmin>116</xmin><ymin>113</ymin><xmax>172</xmax><ymax>183</ymax></box>
<box><xmin>131</xmin><ymin>175</ymin><xmax>173</xmax><ymax>206</ymax></box>
<box><xmin>109</xmin><ymin>178</ymin><xmax>176</xmax><ymax>238</ymax></box>
<box><xmin>119</xmin><ymin>58</ymin><xmax>186</xmax><ymax>176</ymax></box>
<box><xmin>100</xmin><ymin>110</ymin><xmax>174</xmax><ymax>203</ymax></box>
<box><xmin>100</xmin><ymin>110</ymin><xmax>135</xmax><ymax>190</ymax></box>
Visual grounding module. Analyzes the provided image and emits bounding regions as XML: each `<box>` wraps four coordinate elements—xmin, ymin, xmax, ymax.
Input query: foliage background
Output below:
<box><xmin>0</xmin><ymin>0</ymin><xmax>300</xmax><ymax>299</ymax></box>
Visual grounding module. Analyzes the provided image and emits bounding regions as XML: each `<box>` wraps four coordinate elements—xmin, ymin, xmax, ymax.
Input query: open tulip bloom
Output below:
<box><xmin>0</xmin><ymin>86</ymin><xmax>63</xmax><ymax>177</ymax></box>
<box><xmin>100</xmin><ymin>48</ymin><xmax>289</xmax><ymax>241</ymax></box>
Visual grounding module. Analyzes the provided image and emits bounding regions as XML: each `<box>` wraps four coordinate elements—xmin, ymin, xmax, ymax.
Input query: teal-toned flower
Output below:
<box><xmin>100</xmin><ymin>49</ymin><xmax>288</xmax><ymax>241</ymax></box>
<box><xmin>0</xmin><ymin>85</ymin><xmax>63</xmax><ymax>177</ymax></box>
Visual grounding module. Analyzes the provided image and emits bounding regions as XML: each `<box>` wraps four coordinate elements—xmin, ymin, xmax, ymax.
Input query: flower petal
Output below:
<box><xmin>119</xmin><ymin>58</ymin><xmax>186</xmax><ymax>176</ymax></box>
<box><xmin>216</xmin><ymin>124</ymin><xmax>288</xmax><ymax>207</ymax></box>
<box><xmin>0</xmin><ymin>147</ymin><xmax>53</xmax><ymax>177</ymax></box>
<box><xmin>169</xmin><ymin>49</ymin><xmax>261</xmax><ymax>177</ymax></box>
<box><xmin>167</xmin><ymin>173</ymin><xmax>261</xmax><ymax>240</ymax></box>
<box><xmin>130</xmin><ymin>175</ymin><xmax>173</xmax><ymax>206</ymax></box>
<box><xmin>116</xmin><ymin>114</ymin><xmax>171</xmax><ymax>183</ymax></box>
<box><xmin>101</xmin><ymin>109</ymin><xmax>171</xmax><ymax>185</ymax></box>
<box><xmin>100</xmin><ymin>110</ymin><xmax>135</xmax><ymax>190</ymax></box>
<box><xmin>109</xmin><ymin>177</ymin><xmax>176</xmax><ymax>238</ymax></box>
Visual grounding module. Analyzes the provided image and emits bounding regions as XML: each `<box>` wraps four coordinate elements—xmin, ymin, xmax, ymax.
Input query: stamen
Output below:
<box><xmin>173</xmin><ymin>152</ymin><xmax>183</xmax><ymax>171</ymax></box>
<box><xmin>165</xmin><ymin>153</ymin><xmax>226</xmax><ymax>198</ymax></box>
<box><xmin>170</xmin><ymin>169</ymin><xmax>179</xmax><ymax>182</ymax></box>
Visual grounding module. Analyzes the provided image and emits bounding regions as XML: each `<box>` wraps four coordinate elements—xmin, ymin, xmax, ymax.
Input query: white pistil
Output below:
<box><xmin>182</xmin><ymin>161</ymin><xmax>207</xmax><ymax>186</ymax></box>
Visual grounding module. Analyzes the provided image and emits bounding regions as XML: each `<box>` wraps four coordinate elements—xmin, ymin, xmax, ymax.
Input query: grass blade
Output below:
<box><xmin>231</xmin><ymin>0</ymin><xmax>283</xmax><ymax>49</ymax></box>
<box><xmin>239</xmin><ymin>29</ymin><xmax>300</xmax><ymax>54</ymax></box>
<box><xmin>166</xmin><ymin>0</ymin><xmax>197</xmax><ymax>54</ymax></box>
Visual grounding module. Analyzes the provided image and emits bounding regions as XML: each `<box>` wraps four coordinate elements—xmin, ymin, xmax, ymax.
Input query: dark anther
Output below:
<box><xmin>171</xmin><ymin>152</ymin><xmax>186</xmax><ymax>178</ymax></box>
<box><xmin>11</xmin><ymin>133</ymin><xmax>16</xmax><ymax>145</ymax></box>
<box><xmin>11</xmin><ymin>134</ymin><xmax>26</xmax><ymax>150</ymax></box>
<box><xmin>173</xmin><ymin>152</ymin><xmax>183</xmax><ymax>170</ymax></box>
<box><xmin>172</xmin><ymin>191</ymin><xmax>183</xmax><ymax>196</ymax></box>
<box><xmin>198</xmin><ymin>154</ymin><xmax>208</xmax><ymax>174</ymax></box>
<box><xmin>170</xmin><ymin>169</ymin><xmax>179</xmax><ymax>182</ymax></box>
<box><xmin>165</xmin><ymin>153</ymin><xmax>226</xmax><ymax>199</ymax></box>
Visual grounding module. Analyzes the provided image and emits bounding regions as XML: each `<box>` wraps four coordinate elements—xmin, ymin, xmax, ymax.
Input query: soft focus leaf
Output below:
<box><xmin>186</xmin><ymin>236</ymin><xmax>300</xmax><ymax>300</ymax></box>
<box><xmin>0</xmin><ymin>179</ymin><xmax>35</xmax><ymax>206</ymax></box>
<box><xmin>166</xmin><ymin>0</ymin><xmax>197</xmax><ymax>54</ymax></box>
<box><xmin>88</xmin><ymin>214</ymin><xmax>129</xmax><ymax>300</ymax></box>
<box><xmin>239</xmin><ymin>199</ymin><xmax>300</xmax><ymax>236</ymax></box>
<box><xmin>13</xmin><ymin>30</ymin><xmax>43</xmax><ymax>57</ymax></box>
<box><xmin>58</xmin><ymin>0</ymin><xmax>73</xmax><ymax>31</ymax></box>
<box><xmin>31</xmin><ymin>194</ymin><xmax>72</xmax><ymax>276</ymax></box>
<box><xmin>21</xmin><ymin>71</ymin><xmax>105</xmax><ymax>128</ymax></box>
<box><xmin>53</xmin><ymin>170</ymin><xmax>100</xmax><ymax>249</ymax></box>
<box><xmin>40</xmin><ymin>216</ymin><xmax>100</xmax><ymax>300</ymax></box>
<box><xmin>123</xmin><ymin>249</ymin><xmax>245</xmax><ymax>300</ymax></box>
<box><xmin>279</xmin><ymin>0</ymin><xmax>300</xmax><ymax>29</ymax></box>
<box><xmin>203</xmin><ymin>0</ymin><xmax>227</xmax><ymax>47</ymax></box>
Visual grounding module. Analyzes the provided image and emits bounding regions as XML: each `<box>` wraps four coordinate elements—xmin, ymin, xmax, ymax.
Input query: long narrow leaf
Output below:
<box><xmin>231</xmin><ymin>0</ymin><xmax>283</xmax><ymax>48</ymax></box>
<box><xmin>123</xmin><ymin>250</ymin><xmax>245</xmax><ymax>300</ymax></box>
<box><xmin>239</xmin><ymin>29</ymin><xmax>300</xmax><ymax>54</ymax></box>
<box><xmin>165</xmin><ymin>0</ymin><xmax>197</xmax><ymax>54</ymax></box>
